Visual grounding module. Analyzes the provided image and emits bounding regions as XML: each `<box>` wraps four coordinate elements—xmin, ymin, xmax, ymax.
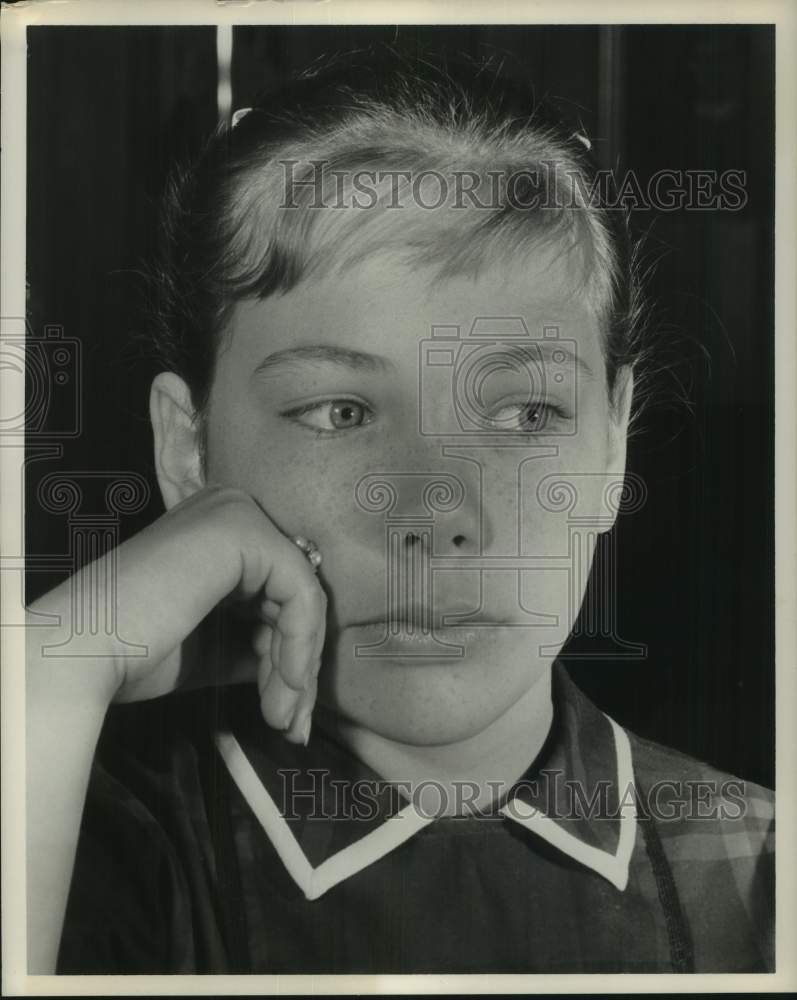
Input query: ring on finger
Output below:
<box><xmin>291</xmin><ymin>535</ymin><xmax>322</xmax><ymax>573</ymax></box>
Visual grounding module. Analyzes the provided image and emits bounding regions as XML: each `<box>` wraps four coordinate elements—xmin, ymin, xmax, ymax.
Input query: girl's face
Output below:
<box><xmin>204</xmin><ymin>248</ymin><xmax>630</xmax><ymax>746</ymax></box>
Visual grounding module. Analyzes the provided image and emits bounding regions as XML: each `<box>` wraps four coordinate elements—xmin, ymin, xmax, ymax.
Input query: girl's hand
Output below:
<box><xmin>33</xmin><ymin>485</ymin><xmax>327</xmax><ymax>743</ymax></box>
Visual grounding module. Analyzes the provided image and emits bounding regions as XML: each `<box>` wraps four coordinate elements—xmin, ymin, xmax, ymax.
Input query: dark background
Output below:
<box><xmin>25</xmin><ymin>25</ymin><xmax>775</xmax><ymax>788</ymax></box>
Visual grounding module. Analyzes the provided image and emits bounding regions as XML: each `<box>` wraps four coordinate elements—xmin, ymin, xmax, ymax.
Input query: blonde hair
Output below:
<box><xmin>151</xmin><ymin>50</ymin><xmax>645</xmax><ymax>413</ymax></box>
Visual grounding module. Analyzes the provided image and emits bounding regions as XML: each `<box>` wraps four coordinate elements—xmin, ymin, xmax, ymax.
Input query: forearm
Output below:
<box><xmin>25</xmin><ymin>600</ymin><xmax>118</xmax><ymax>974</ymax></box>
<box><xmin>23</xmin><ymin>515</ymin><xmax>236</xmax><ymax>973</ymax></box>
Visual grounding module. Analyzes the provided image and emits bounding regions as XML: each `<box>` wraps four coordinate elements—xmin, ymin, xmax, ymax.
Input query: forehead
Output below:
<box><xmin>221</xmin><ymin>246</ymin><xmax>603</xmax><ymax>376</ymax></box>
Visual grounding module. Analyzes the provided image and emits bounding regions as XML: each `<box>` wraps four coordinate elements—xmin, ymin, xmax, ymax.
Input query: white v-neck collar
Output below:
<box><xmin>214</xmin><ymin>714</ymin><xmax>636</xmax><ymax>900</ymax></box>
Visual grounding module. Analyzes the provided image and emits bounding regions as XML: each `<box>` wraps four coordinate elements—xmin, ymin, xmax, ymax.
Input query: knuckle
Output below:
<box><xmin>211</xmin><ymin>490</ymin><xmax>273</xmax><ymax>546</ymax></box>
<box><xmin>199</xmin><ymin>486</ymin><xmax>253</xmax><ymax>527</ymax></box>
<box><xmin>205</xmin><ymin>483</ymin><xmax>245</xmax><ymax>504</ymax></box>
<box><xmin>217</xmin><ymin>487</ymin><xmax>257</xmax><ymax>515</ymax></box>
<box><xmin>301</xmin><ymin>580</ymin><xmax>326</xmax><ymax>615</ymax></box>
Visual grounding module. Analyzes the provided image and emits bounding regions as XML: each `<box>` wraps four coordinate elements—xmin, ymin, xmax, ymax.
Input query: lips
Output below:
<box><xmin>346</xmin><ymin>607</ymin><xmax>510</xmax><ymax>631</ymax></box>
<box><xmin>343</xmin><ymin>617</ymin><xmax>512</xmax><ymax>664</ymax></box>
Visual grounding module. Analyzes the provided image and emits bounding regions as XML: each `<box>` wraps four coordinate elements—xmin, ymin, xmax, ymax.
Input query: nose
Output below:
<box><xmin>421</xmin><ymin>458</ymin><xmax>484</xmax><ymax>555</ymax></box>
<box><xmin>354</xmin><ymin>446</ymin><xmax>487</xmax><ymax>555</ymax></box>
<box><xmin>405</xmin><ymin>528</ymin><xmax>467</xmax><ymax>550</ymax></box>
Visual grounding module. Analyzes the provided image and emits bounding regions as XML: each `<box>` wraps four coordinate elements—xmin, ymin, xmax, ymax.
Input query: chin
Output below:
<box><xmin>316</xmin><ymin>629</ymin><xmax>554</xmax><ymax>746</ymax></box>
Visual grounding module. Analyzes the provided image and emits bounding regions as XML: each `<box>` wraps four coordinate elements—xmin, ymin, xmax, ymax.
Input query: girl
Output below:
<box><xmin>26</xmin><ymin>51</ymin><xmax>773</xmax><ymax>975</ymax></box>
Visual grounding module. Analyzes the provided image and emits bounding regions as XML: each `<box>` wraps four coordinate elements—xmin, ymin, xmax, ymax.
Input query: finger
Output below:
<box><xmin>270</xmin><ymin>627</ymin><xmax>282</xmax><ymax>677</ymax></box>
<box><xmin>258</xmin><ymin>663</ymin><xmax>304</xmax><ymax>731</ymax></box>
<box><xmin>251</xmin><ymin>621</ymin><xmax>275</xmax><ymax>659</ymax></box>
<box><xmin>282</xmin><ymin>625</ymin><xmax>324</xmax><ymax>743</ymax></box>
<box><xmin>252</xmin><ymin>624</ymin><xmax>275</xmax><ymax>696</ymax></box>
<box><xmin>285</xmin><ymin>677</ymin><xmax>317</xmax><ymax>745</ymax></box>
<box><xmin>255</xmin><ymin>646</ymin><xmax>274</xmax><ymax>706</ymax></box>
<box><xmin>276</xmin><ymin>632</ymin><xmax>319</xmax><ymax>692</ymax></box>
<box><xmin>311</xmin><ymin>620</ymin><xmax>326</xmax><ymax>676</ymax></box>
<box><xmin>226</xmin><ymin>595</ymin><xmax>278</xmax><ymax>626</ymax></box>
<box><xmin>271</xmin><ymin>582</ymin><xmax>326</xmax><ymax>691</ymax></box>
<box><xmin>260</xmin><ymin>599</ymin><xmax>280</xmax><ymax>629</ymax></box>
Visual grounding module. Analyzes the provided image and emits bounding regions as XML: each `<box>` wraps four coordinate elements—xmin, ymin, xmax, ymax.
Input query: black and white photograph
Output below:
<box><xmin>2</xmin><ymin>0</ymin><xmax>795</xmax><ymax>992</ymax></box>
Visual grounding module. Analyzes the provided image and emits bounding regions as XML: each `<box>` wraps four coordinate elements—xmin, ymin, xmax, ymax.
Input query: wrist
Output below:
<box><xmin>26</xmin><ymin>620</ymin><xmax>122</xmax><ymax>712</ymax></box>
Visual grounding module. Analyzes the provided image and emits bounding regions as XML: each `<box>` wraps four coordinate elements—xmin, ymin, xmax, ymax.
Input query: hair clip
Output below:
<box><xmin>231</xmin><ymin>107</ymin><xmax>253</xmax><ymax>128</ymax></box>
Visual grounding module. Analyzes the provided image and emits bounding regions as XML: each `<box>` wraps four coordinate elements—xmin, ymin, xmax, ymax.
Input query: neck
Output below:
<box><xmin>316</xmin><ymin>667</ymin><xmax>553</xmax><ymax>817</ymax></box>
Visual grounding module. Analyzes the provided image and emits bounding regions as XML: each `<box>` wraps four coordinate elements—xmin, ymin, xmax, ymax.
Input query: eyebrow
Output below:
<box><xmin>252</xmin><ymin>341</ymin><xmax>595</xmax><ymax>380</ymax></box>
<box><xmin>253</xmin><ymin>345</ymin><xmax>393</xmax><ymax>377</ymax></box>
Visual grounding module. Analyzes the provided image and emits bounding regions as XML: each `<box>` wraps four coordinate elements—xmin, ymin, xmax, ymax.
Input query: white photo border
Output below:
<box><xmin>2</xmin><ymin>0</ymin><xmax>795</xmax><ymax>994</ymax></box>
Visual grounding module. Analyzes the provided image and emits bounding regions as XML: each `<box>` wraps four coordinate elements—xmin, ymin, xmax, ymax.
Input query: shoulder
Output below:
<box><xmin>627</xmin><ymin>727</ymin><xmax>774</xmax><ymax>828</ymax></box>
<box><xmin>625</xmin><ymin>727</ymin><xmax>774</xmax><ymax>972</ymax></box>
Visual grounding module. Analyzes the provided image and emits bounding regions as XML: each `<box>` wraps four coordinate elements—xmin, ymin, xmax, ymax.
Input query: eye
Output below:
<box><xmin>488</xmin><ymin>402</ymin><xmax>557</xmax><ymax>433</ymax></box>
<box><xmin>327</xmin><ymin>400</ymin><xmax>370</xmax><ymax>429</ymax></box>
<box><xmin>283</xmin><ymin>398</ymin><xmax>374</xmax><ymax>433</ymax></box>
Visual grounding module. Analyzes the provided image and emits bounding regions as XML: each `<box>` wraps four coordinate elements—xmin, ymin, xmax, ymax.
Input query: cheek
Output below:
<box><xmin>519</xmin><ymin>451</ymin><xmax>612</xmax><ymax>544</ymax></box>
<box><xmin>209</xmin><ymin>428</ymin><xmax>365</xmax><ymax>531</ymax></box>
<box><xmin>205</xmin><ymin>411</ymin><xmax>383</xmax><ymax>593</ymax></box>
<box><xmin>512</xmin><ymin>424</ymin><xmax>615</xmax><ymax>632</ymax></box>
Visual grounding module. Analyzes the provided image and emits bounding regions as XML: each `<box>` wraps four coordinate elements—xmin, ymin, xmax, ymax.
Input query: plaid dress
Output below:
<box><xmin>58</xmin><ymin>663</ymin><xmax>774</xmax><ymax>974</ymax></box>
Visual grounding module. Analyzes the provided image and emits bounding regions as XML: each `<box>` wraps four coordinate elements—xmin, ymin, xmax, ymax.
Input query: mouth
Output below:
<box><xmin>337</xmin><ymin>617</ymin><xmax>511</xmax><ymax>664</ymax></box>
<box><xmin>344</xmin><ymin>612</ymin><xmax>511</xmax><ymax>642</ymax></box>
<box><xmin>346</xmin><ymin>605</ymin><xmax>509</xmax><ymax>630</ymax></box>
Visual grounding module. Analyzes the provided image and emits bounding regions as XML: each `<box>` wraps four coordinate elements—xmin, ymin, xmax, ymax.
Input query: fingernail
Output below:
<box><xmin>301</xmin><ymin>714</ymin><xmax>312</xmax><ymax>747</ymax></box>
<box><xmin>283</xmin><ymin>697</ymin><xmax>300</xmax><ymax>731</ymax></box>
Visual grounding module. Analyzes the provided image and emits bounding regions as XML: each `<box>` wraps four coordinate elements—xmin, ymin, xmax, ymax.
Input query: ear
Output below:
<box><xmin>601</xmin><ymin>366</ymin><xmax>634</xmax><ymax>532</ymax></box>
<box><xmin>149</xmin><ymin>372</ymin><xmax>205</xmax><ymax>510</ymax></box>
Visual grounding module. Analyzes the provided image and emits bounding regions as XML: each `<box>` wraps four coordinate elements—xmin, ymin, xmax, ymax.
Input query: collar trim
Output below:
<box><xmin>215</xmin><ymin>713</ymin><xmax>636</xmax><ymax>900</ymax></box>
<box><xmin>215</xmin><ymin>731</ymin><xmax>434</xmax><ymax>900</ymax></box>
<box><xmin>499</xmin><ymin>717</ymin><xmax>636</xmax><ymax>891</ymax></box>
